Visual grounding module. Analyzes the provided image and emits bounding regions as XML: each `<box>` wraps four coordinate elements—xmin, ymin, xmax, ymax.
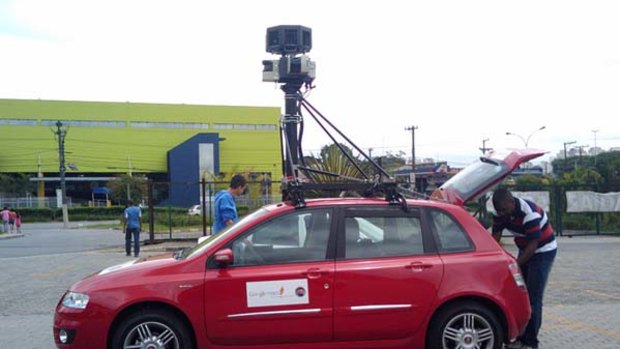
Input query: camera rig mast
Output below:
<box><xmin>262</xmin><ymin>25</ymin><xmax>414</xmax><ymax>208</ymax></box>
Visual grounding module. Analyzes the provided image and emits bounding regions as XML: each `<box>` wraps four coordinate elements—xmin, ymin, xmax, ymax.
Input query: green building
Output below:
<box><xmin>0</xmin><ymin>98</ymin><xmax>281</xmax><ymax>206</ymax></box>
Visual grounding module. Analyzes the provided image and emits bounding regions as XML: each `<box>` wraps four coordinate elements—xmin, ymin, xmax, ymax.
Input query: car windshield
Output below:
<box><xmin>441</xmin><ymin>157</ymin><xmax>509</xmax><ymax>201</ymax></box>
<box><xmin>179</xmin><ymin>207</ymin><xmax>271</xmax><ymax>259</ymax></box>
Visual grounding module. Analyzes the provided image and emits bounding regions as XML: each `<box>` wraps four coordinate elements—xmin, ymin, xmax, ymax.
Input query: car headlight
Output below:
<box><xmin>62</xmin><ymin>292</ymin><xmax>90</xmax><ymax>309</ymax></box>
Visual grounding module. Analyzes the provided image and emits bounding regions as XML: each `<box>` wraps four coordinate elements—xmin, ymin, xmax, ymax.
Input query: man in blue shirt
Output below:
<box><xmin>123</xmin><ymin>200</ymin><xmax>142</xmax><ymax>257</ymax></box>
<box><xmin>213</xmin><ymin>174</ymin><xmax>247</xmax><ymax>234</ymax></box>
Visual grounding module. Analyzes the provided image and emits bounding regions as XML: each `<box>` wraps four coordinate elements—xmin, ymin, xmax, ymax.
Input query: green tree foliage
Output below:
<box><xmin>554</xmin><ymin>167</ymin><xmax>604</xmax><ymax>187</ymax></box>
<box><xmin>0</xmin><ymin>173</ymin><xmax>36</xmax><ymax>196</ymax></box>
<box><xmin>304</xmin><ymin>143</ymin><xmax>366</xmax><ymax>182</ymax></box>
<box><xmin>552</xmin><ymin>150</ymin><xmax>620</xmax><ymax>188</ymax></box>
<box><xmin>107</xmin><ymin>175</ymin><xmax>147</xmax><ymax>205</ymax></box>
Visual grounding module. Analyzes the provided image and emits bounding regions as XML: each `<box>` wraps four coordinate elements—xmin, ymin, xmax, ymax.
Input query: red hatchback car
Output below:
<box><xmin>54</xmin><ymin>150</ymin><xmax>540</xmax><ymax>349</ymax></box>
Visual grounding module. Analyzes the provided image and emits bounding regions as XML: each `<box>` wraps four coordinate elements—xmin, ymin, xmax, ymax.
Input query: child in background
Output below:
<box><xmin>15</xmin><ymin>212</ymin><xmax>22</xmax><ymax>234</ymax></box>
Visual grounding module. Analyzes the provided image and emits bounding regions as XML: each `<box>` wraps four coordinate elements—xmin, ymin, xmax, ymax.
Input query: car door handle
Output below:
<box><xmin>302</xmin><ymin>268</ymin><xmax>328</xmax><ymax>279</ymax></box>
<box><xmin>405</xmin><ymin>262</ymin><xmax>433</xmax><ymax>271</ymax></box>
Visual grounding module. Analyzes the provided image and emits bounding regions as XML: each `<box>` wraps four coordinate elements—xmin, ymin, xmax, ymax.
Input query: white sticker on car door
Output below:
<box><xmin>246</xmin><ymin>279</ymin><xmax>309</xmax><ymax>308</ymax></box>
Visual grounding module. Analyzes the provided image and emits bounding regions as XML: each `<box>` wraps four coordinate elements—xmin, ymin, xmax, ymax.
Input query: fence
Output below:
<box><xmin>0</xmin><ymin>196</ymin><xmax>72</xmax><ymax>209</ymax></box>
<box><xmin>478</xmin><ymin>184</ymin><xmax>620</xmax><ymax>236</ymax></box>
<box><xmin>144</xmin><ymin>179</ymin><xmax>277</xmax><ymax>242</ymax></box>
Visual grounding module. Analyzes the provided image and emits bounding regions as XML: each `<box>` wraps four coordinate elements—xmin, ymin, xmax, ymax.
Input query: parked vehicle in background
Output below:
<box><xmin>187</xmin><ymin>204</ymin><xmax>202</xmax><ymax>216</ymax></box>
<box><xmin>53</xmin><ymin>150</ymin><xmax>540</xmax><ymax>349</ymax></box>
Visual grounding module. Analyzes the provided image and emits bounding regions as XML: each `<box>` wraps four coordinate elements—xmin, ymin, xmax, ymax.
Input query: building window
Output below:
<box><xmin>41</xmin><ymin>120</ymin><xmax>126</xmax><ymax>128</ymax></box>
<box><xmin>255</xmin><ymin>124</ymin><xmax>277</xmax><ymax>131</ymax></box>
<box><xmin>0</xmin><ymin>119</ymin><xmax>38</xmax><ymax>126</ymax></box>
<box><xmin>130</xmin><ymin>122</ymin><xmax>209</xmax><ymax>129</ymax></box>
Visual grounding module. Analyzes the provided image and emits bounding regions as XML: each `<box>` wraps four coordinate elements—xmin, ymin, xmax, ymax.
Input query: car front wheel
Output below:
<box><xmin>427</xmin><ymin>301</ymin><xmax>503</xmax><ymax>349</ymax></box>
<box><xmin>111</xmin><ymin>308</ymin><xmax>193</xmax><ymax>349</ymax></box>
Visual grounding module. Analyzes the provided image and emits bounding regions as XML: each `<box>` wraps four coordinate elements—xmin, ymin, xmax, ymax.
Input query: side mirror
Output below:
<box><xmin>213</xmin><ymin>248</ymin><xmax>233</xmax><ymax>266</ymax></box>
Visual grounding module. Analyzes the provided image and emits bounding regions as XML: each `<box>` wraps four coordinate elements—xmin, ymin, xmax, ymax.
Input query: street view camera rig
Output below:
<box><xmin>262</xmin><ymin>25</ymin><xmax>415</xmax><ymax>208</ymax></box>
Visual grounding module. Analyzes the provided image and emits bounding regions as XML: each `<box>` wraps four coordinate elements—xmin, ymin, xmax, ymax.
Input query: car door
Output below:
<box><xmin>333</xmin><ymin>206</ymin><xmax>444</xmax><ymax>341</ymax></box>
<box><xmin>204</xmin><ymin>208</ymin><xmax>335</xmax><ymax>346</ymax></box>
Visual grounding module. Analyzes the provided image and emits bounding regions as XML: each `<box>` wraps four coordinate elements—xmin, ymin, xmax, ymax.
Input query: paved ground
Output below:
<box><xmin>0</xmin><ymin>229</ymin><xmax>618</xmax><ymax>348</ymax></box>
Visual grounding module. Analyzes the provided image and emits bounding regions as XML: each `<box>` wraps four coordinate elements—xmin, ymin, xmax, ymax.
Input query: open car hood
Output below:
<box><xmin>431</xmin><ymin>149</ymin><xmax>546</xmax><ymax>206</ymax></box>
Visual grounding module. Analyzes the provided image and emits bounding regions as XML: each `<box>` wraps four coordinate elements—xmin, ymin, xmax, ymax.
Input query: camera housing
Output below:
<box><xmin>266</xmin><ymin>25</ymin><xmax>312</xmax><ymax>56</ymax></box>
<box><xmin>262</xmin><ymin>55</ymin><xmax>316</xmax><ymax>83</ymax></box>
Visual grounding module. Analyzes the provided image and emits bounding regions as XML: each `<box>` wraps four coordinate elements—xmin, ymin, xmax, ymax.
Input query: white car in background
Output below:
<box><xmin>187</xmin><ymin>205</ymin><xmax>202</xmax><ymax>216</ymax></box>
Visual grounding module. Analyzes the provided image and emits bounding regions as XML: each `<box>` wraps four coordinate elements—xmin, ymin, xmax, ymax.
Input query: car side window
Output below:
<box><xmin>429</xmin><ymin>209</ymin><xmax>473</xmax><ymax>253</ymax></box>
<box><xmin>231</xmin><ymin>208</ymin><xmax>331</xmax><ymax>267</ymax></box>
<box><xmin>345</xmin><ymin>215</ymin><xmax>424</xmax><ymax>259</ymax></box>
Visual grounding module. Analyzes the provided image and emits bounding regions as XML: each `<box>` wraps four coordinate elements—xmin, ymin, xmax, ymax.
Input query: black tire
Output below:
<box><xmin>427</xmin><ymin>301</ymin><xmax>503</xmax><ymax>349</ymax></box>
<box><xmin>111</xmin><ymin>308</ymin><xmax>193</xmax><ymax>349</ymax></box>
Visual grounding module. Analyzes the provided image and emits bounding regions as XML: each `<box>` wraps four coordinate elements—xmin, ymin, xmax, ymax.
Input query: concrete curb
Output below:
<box><xmin>0</xmin><ymin>233</ymin><xmax>25</xmax><ymax>240</ymax></box>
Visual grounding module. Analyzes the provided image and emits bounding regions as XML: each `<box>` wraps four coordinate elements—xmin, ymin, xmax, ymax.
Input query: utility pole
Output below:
<box><xmin>405</xmin><ymin>126</ymin><xmax>418</xmax><ymax>191</ymax></box>
<box><xmin>576</xmin><ymin>145</ymin><xmax>589</xmax><ymax>166</ymax></box>
<box><xmin>479</xmin><ymin>138</ymin><xmax>493</xmax><ymax>154</ymax></box>
<box><xmin>55</xmin><ymin>121</ymin><xmax>69</xmax><ymax>228</ymax></box>
<box><xmin>404</xmin><ymin>125</ymin><xmax>418</xmax><ymax>170</ymax></box>
<box><xmin>563</xmin><ymin>141</ymin><xmax>576</xmax><ymax>172</ymax></box>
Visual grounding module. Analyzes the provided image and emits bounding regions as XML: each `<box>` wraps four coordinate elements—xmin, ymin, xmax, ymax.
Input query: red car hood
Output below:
<box><xmin>432</xmin><ymin>149</ymin><xmax>546</xmax><ymax>206</ymax></box>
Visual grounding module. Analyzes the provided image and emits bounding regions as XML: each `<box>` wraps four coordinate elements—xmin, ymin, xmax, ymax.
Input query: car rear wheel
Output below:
<box><xmin>111</xmin><ymin>308</ymin><xmax>193</xmax><ymax>349</ymax></box>
<box><xmin>427</xmin><ymin>301</ymin><xmax>503</xmax><ymax>349</ymax></box>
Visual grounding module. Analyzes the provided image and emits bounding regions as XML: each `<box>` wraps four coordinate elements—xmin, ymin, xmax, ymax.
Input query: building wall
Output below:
<box><xmin>0</xmin><ymin>99</ymin><xmax>281</xmax><ymax>178</ymax></box>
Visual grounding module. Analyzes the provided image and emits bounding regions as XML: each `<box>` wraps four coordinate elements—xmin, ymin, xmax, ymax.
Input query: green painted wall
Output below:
<box><xmin>0</xmin><ymin>99</ymin><xmax>281</xmax><ymax>176</ymax></box>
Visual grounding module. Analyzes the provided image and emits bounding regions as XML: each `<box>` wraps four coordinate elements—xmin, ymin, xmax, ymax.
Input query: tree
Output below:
<box><xmin>107</xmin><ymin>175</ymin><xmax>147</xmax><ymax>205</ymax></box>
<box><xmin>0</xmin><ymin>173</ymin><xmax>36</xmax><ymax>197</ymax></box>
<box><xmin>304</xmin><ymin>143</ymin><xmax>365</xmax><ymax>182</ymax></box>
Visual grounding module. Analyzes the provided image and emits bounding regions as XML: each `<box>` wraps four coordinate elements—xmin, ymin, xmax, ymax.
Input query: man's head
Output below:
<box><xmin>492</xmin><ymin>188</ymin><xmax>516</xmax><ymax>218</ymax></box>
<box><xmin>229</xmin><ymin>174</ymin><xmax>247</xmax><ymax>196</ymax></box>
<box><xmin>127</xmin><ymin>199</ymin><xmax>134</xmax><ymax>207</ymax></box>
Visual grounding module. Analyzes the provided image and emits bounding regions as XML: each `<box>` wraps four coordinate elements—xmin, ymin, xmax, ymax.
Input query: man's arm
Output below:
<box><xmin>517</xmin><ymin>239</ymin><xmax>538</xmax><ymax>266</ymax></box>
<box><xmin>491</xmin><ymin>231</ymin><xmax>502</xmax><ymax>243</ymax></box>
<box><xmin>491</xmin><ymin>215</ymin><xmax>504</xmax><ymax>243</ymax></box>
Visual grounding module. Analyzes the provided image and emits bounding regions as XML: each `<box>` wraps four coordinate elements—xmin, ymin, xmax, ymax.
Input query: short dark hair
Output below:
<box><xmin>230</xmin><ymin>174</ymin><xmax>247</xmax><ymax>189</ymax></box>
<box><xmin>492</xmin><ymin>188</ymin><xmax>513</xmax><ymax>208</ymax></box>
<box><xmin>127</xmin><ymin>199</ymin><xmax>134</xmax><ymax>206</ymax></box>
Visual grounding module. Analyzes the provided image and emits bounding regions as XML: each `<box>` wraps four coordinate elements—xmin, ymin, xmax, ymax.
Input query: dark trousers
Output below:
<box><xmin>518</xmin><ymin>248</ymin><xmax>557</xmax><ymax>348</ymax></box>
<box><xmin>125</xmin><ymin>227</ymin><xmax>141</xmax><ymax>257</ymax></box>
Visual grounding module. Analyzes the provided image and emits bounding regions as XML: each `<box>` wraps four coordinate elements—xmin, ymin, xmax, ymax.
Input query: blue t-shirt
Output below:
<box><xmin>124</xmin><ymin>206</ymin><xmax>142</xmax><ymax>230</ymax></box>
<box><xmin>213</xmin><ymin>190</ymin><xmax>238</xmax><ymax>234</ymax></box>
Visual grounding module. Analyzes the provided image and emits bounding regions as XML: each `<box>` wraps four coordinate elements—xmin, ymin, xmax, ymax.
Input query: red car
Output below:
<box><xmin>54</xmin><ymin>150</ymin><xmax>540</xmax><ymax>349</ymax></box>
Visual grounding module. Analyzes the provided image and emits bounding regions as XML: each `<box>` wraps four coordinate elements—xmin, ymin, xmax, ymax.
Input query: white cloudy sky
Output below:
<box><xmin>1</xmin><ymin>0</ymin><xmax>619</xmax><ymax>166</ymax></box>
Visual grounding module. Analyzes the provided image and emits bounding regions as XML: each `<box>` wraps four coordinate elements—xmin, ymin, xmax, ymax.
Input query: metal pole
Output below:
<box><xmin>147</xmin><ymin>179</ymin><xmax>154</xmax><ymax>243</ymax></box>
<box><xmin>201</xmin><ymin>177</ymin><xmax>207</xmax><ymax>237</ymax></box>
<box><xmin>56</xmin><ymin>121</ymin><xmax>69</xmax><ymax>228</ymax></box>
<box><xmin>563</xmin><ymin>141</ymin><xmax>576</xmax><ymax>173</ymax></box>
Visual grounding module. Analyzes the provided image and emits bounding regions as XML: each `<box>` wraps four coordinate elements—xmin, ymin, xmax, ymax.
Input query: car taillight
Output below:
<box><xmin>509</xmin><ymin>262</ymin><xmax>526</xmax><ymax>288</ymax></box>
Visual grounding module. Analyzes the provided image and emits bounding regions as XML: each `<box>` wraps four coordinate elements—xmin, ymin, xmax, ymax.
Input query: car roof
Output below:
<box><xmin>259</xmin><ymin>196</ymin><xmax>457</xmax><ymax>212</ymax></box>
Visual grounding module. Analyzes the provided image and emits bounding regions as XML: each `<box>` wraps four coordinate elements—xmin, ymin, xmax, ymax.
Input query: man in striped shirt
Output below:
<box><xmin>492</xmin><ymin>188</ymin><xmax>557</xmax><ymax>349</ymax></box>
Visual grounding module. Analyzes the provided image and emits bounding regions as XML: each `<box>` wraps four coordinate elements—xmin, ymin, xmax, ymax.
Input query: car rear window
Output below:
<box><xmin>428</xmin><ymin>209</ymin><xmax>473</xmax><ymax>253</ymax></box>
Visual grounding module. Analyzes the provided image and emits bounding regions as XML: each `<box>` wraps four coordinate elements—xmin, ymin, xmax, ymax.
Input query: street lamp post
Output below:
<box><xmin>592</xmin><ymin>129</ymin><xmax>599</xmax><ymax>165</ymax></box>
<box><xmin>505</xmin><ymin>125</ymin><xmax>546</xmax><ymax>148</ymax></box>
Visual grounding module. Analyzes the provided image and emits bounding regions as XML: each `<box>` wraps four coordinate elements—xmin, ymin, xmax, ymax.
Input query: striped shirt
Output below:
<box><xmin>492</xmin><ymin>197</ymin><xmax>556</xmax><ymax>251</ymax></box>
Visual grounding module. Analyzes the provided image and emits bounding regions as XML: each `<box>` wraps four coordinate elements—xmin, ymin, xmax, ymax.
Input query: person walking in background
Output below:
<box><xmin>213</xmin><ymin>174</ymin><xmax>247</xmax><ymax>234</ymax></box>
<box><xmin>122</xmin><ymin>199</ymin><xmax>142</xmax><ymax>257</ymax></box>
<box><xmin>8</xmin><ymin>209</ymin><xmax>17</xmax><ymax>234</ymax></box>
<box><xmin>492</xmin><ymin>188</ymin><xmax>557</xmax><ymax>349</ymax></box>
<box><xmin>1</xmin><ymin>207</ymin><xmax>9</xmax><ymax>234</ymax></box>
<box><xmin>14</xmin><ymin>211</ymin><xmax>22</xmax><ymax>234</ymax></box>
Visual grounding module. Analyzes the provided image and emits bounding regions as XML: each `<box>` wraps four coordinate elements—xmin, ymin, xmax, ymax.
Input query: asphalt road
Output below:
<box><xmin>0</xmin><ymin>226</ymin><xmax>619</xmax><ymax>349</ymax></box>
<box><xmin>0</xmin><ymin>221</ymin><xmax>124</xmax><ymax>258</ymax></box>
